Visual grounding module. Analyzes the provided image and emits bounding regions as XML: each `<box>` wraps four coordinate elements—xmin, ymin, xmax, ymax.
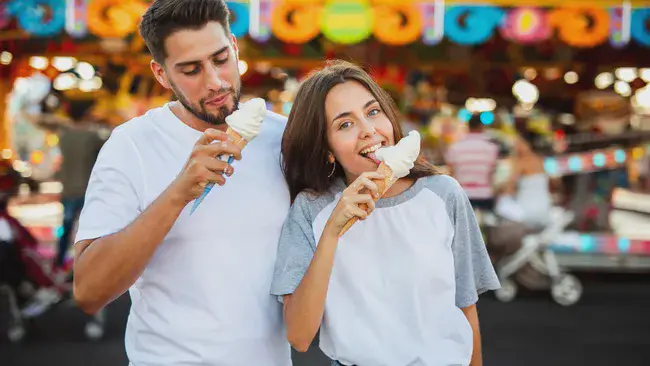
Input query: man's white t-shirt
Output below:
<box><xmin>76</xmin><ymin>103</ymin><xmax>292</xmax><ymax>366</ymax></box>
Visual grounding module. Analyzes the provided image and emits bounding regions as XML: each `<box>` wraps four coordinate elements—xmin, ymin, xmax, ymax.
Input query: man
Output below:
<box><xmin>72</xmin><ymin>1</ymin><xmax>292</xmax><ymax>365</ymax></box>
<box><xmin>445</xmin><ymin>114</ymin><xmax>499</xmax><ymax>211</ymax></box>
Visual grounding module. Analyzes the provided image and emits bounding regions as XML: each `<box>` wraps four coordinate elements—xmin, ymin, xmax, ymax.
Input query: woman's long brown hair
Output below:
<box><xmin>281</xmin><ymin>60</ymin><xmax>440</xmax><ymax>202</ymax></box>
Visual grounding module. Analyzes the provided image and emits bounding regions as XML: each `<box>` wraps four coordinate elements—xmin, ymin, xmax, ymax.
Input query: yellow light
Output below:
<box><xmin>46</xmin><ymin>134</ymin><xmax>59</xmax><ymax>147</ymax></box>
<box><xmin>30</xmin><ymin>150</ymin><xmax>44</xmax><ymax>165</ymax></box>
<box><xmin>238</xmin><ymin>60</ymin><xmax>248</xmax><ymax>75</ymax></box>
<box><xmin>0</xmin><ymin>51</ymin><xmax>12</xmax><ymax>65</ymax></box>
<box><xmin>632</xmin><ymin>147</ymin><xmax>645</xmax><ymax>160</ymax></box>
<box><xmin>1</xmin><ymin>149</ymin><xmax>12</xmax><ymax>160</ymax></box>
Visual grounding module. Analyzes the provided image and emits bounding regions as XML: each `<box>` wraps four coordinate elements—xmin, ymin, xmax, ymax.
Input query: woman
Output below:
<box><xmin>271</xmin><ymin>60</ymin><xmax>500</xmax><ymax>366</ymax></box>
<box><xmin>501</xmin><ymin>132</ymin><xmax>553</xmax><ymax>229</ymax></box>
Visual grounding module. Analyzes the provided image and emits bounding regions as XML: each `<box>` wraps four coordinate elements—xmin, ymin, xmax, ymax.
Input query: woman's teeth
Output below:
<box><xmin>360</xmin><ymin>143</ymin><xmax>382</xmax><ymax>155</ymax></box>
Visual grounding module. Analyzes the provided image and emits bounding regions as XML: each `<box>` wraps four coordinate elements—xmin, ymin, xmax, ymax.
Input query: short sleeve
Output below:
<box><xmin>270</xmin><ymin>193</ymin><xmax>317</xmax><ymax>303</ymax></box>
<box><xmin>449</xmin><ymin>180</ymin><xmax>501</xmax><ymax>308</ymax></box>
<box><xmin>75</xmin><ymin>128</ymin><xmax>145</xmax><ymax>244</ymax></box>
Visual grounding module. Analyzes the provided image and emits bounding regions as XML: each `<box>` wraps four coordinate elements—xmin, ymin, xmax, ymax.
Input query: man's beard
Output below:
<box><xmin>170</xmin><ymin>81</ymin><xmax>241</xmax><ymax>126</ymax></box>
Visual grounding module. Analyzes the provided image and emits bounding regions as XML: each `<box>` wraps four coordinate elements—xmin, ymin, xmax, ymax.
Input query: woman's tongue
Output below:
<box><xmin>363</xmin><ymin>151</ymin><xmax>381</xmax><ymax>165</ymax></box>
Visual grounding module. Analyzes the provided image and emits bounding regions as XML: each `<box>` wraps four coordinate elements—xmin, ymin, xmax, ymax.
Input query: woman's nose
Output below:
<box><xmin>359</xmin><ymin>118</ymin><xmax>376</xmax><ymax>138</ymax></box>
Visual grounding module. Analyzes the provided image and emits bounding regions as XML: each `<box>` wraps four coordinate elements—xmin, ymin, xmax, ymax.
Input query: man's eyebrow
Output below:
<box><xmin>174</xmin><ymin>46</ymin><xmax>229</xmax><ymax>68</ymax></box>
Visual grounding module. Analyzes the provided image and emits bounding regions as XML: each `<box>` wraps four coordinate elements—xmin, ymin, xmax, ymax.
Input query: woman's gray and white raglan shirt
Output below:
<box><xmin>271</xmin><ymin>175</ymin><xmax>500</xmax><ymax>366</ymax></box>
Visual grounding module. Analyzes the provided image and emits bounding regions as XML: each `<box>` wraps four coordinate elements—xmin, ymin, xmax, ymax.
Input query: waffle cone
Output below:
<box><xmin>226</xmin><ymin>127</ymin><xmax>248</xmax><ymax>149</ymax></box>
<box><xmin>339</xmin><ymin>162</ymin><xmax>398</xmax><ymax>237</ymax></box>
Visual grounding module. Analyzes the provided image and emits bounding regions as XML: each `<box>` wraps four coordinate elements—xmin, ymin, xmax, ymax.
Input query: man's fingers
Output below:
<box><xmin>194</xmin><ymin>128</ymin><xmax>229</xmax><ymax>146</ymax></box>
<box><xmin>195</xmin><ymin>141</ymin><xmax>242</xmax><ymax>161</ymax></box>
<box><xmin>195</xmin><ymin>156</ymin><xmax>234</xmax><ymax>175</ymax></box>
<box><xmin>204</xmin><ymin>170</ymin><xmax>227</xmax><ymax>186</ymax></box>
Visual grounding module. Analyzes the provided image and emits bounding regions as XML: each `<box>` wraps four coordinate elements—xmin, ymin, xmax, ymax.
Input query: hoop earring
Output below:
<box><xmin>327</xmin><ymin>161</ymin><xmax>336</xmax><ymax>178</ymax></box>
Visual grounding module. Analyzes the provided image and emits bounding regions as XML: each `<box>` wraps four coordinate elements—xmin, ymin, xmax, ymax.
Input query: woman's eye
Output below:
<box><xmin>368</xmin><ymin>108</ymin><xmax>381</xmax><ymax>117</ymax></box>
<box><xmin>339</xmin><ymin>121</ymin><xmax>352</xmax><ymax>130</ymax></box>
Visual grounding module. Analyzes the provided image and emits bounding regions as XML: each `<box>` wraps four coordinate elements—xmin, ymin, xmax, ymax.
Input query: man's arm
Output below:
<box><xmin>73</xmin><ymin>129</ymin><xmax>241</xmax><ymax>314</ymax></box>
<box><xmin>462</xmin><ymin>304</ymin><xmax>483</xmax><ymax>366</ymax></box>
<box><xmin>74</xmin><ymin>186</ymin><xmax>187</xmax><ymax>314</ymax></box>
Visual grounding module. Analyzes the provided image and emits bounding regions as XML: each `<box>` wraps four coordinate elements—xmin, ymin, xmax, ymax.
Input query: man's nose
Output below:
<box><xmin>204</xmin><ymin>64</ymin><xmax>224</xmax><ymax>91</ymax></box>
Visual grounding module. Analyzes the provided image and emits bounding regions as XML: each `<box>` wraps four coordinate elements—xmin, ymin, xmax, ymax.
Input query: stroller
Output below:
<box><xmin>0</xmin><ymin>163</ymin><xmax>105</xmax><ymax>342</ymax></box>
<box><xmin>480</xmin><ymin>206</ymin><xmax>583</xmax><ymax>306</ymax></box>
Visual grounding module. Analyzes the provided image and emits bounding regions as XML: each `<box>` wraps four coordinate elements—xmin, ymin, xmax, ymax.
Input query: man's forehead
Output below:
<box><xmin>164</xmin><ymin>22</ymin><xmax>230</xmax><ymax>63</ymax></box>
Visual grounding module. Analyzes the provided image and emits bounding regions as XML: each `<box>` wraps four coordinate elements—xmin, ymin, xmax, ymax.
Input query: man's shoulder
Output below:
<box><xmin>262</xmin><ymin>111</ymin><xmax>287</xmax><ymax>135</ymax></box>
<box><xmin>107</xmin><ymin>105</ymin><xmax>169</xmax><ymax>145</ymax></box>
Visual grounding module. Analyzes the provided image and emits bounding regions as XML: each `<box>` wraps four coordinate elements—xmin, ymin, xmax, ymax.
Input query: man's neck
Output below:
<box><xmin>169</xmin><ymin>101</ymin><xmax>227</xmax><ymax>133</ymax></box>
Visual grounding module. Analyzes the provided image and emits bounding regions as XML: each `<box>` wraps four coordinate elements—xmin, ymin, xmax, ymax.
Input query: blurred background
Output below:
<box><xmin>1</xmin><ymin>0</ymin><xmax>650</xmax><ymax>365</ymax></box>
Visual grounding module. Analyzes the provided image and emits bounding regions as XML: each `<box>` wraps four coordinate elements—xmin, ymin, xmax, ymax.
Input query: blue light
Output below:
<box><xmin>480</xmin><ymin>111</ymin><xmax>494</xmax><ymax>125</ymax></box>
<box><xmin>568</xmin><ymin>156</ymin><xmax>582</xmax><ymax>172</ymax></box>
<box><xmin>458</xmin><ymin>108</ymin><xmax>472</xmax><ymax>122</ymax></box>
<box><xmin>618</xmin><ymin>238</ymin><xmax>631</xmax><ymax>253</ymax></box>
<box><xmin>614</xmin><ymin>149</ymin><xmax>626</xmax><ymax>164</ymax></box>
<box><xmin>544</xmin><ymin>158</ymin><xmax>558</xmax><ymax>176</ymax></box>
<box><xmin>579</xmin><ymin>235</ymin><xmax>596</xmax><ymax>253</ymax></box>
<box><xmin>593</xmin><ymin>153</ymin><xmax>606</xmax><ymax>167</ymax></box>
<box><xmin>54</xmin><ymin>226</ymin><xmax>64</xmax><ymax>239</ymax></box>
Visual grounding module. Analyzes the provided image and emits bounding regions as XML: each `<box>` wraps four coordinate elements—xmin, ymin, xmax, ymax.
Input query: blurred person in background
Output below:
<box><xmin>72</xmin><ymin>0</ymin><xmax>292</xmax><ymax>365</ymax></box>
<box><xmin>0</xmin><ymin>158</ymin><xmax>28</xmax><ymax>303</ymax></box>
<box><xmin>498</xmin><ymin>132</ymin><xmax>552</xmax><ymax>229</ymax></box>
<box><xmin>54</xmin><ymin>101</ymin><xmax>105</xmax><ymax>272</ymax></box>
<box><xmin>445</xmin><ymin>114</ymin><xmax>500</xmax><ymax>212</ymax></box>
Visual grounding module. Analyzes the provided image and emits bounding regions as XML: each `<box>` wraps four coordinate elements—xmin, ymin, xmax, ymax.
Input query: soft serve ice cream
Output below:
<box><xmin>225</xmin><ymin>98</ymin><xmax>267</xmax><ymax>141</ymax></box>
<box><xmin>374</xmin><ymin>130</ymin><xmax>421</xmax><ymax>178</ymax></box>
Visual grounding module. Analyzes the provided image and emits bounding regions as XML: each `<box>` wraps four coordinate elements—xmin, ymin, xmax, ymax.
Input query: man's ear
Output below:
<box><xmin>151</xmin><ymin>60</ymin><xmax>171</xmax><ymax>90</ymax></box>
<box><xmin>230</xmin><ymin>34</ymin><xmax>239</xmax><ymax>59</ymax></box>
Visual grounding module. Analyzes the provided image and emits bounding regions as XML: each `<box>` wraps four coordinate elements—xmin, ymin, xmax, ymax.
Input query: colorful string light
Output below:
<box><xmin>550</xmin><ymin>233</ymin><xmax>650</xmax><ymax>255</ymax></box>
<box><xmin>544</xmin><ymin>145</ymin><xmax>649</xmax><ymax>177</ymax></box>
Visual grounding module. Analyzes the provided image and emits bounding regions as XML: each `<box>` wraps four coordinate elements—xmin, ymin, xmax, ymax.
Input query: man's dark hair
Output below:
<box><xmin>139</xmin><ymin>0</ymin><xmax>231</xmax><ymax>64</ymax></box>
<box><xmin>468</xmin><ymin>114</ymin><xmax>483</xmax><ymax>131</ymax></box>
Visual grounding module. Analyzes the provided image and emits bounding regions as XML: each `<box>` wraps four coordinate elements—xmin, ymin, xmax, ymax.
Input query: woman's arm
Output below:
<box><xmin>283</xmin><ymin>231</ymin><xmax>339</xmax><ymax>352</ymax></box>
<box><xmin>462</xmin><ymin>304</ymin><xmax>483</xmax><ymax>366</ymax></box>
<box><xmin>282</xmin><ymin>171</ymin><xmax>384</xmax><ymax>352</ymax></box>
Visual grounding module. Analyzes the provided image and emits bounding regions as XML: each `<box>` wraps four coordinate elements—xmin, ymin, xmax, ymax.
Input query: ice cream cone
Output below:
<box><xmin>226</xmin><ymin>126</ymin><xmax>248</xmax><ymax>150</ymax></box>
<box><xmin>339</xmin><ymin>162</ymin><xmax>399</xmax><ymax>237</ymax></box>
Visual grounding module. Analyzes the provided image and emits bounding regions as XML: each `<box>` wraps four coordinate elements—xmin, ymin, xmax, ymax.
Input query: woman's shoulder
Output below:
<box><xmin>412</xmin><ymin>174</ymin><xmax>468</xmax><ymax>207</ymax></box>
<box><xmin>418</xmin><ymin>174</ymin><xmax>464</xmax><ymax>195</ymax></box>
<box><xmin>291</xmin><ymin>188</ymin><xmax>339</xmax><ymax>222</ymax></box>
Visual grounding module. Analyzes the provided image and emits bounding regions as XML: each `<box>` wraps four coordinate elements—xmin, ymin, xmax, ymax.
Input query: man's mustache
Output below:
<box><xmin>200</xmin><ymin>88</ymin><xmax>235</xmax><ymax>106</ymax></box>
